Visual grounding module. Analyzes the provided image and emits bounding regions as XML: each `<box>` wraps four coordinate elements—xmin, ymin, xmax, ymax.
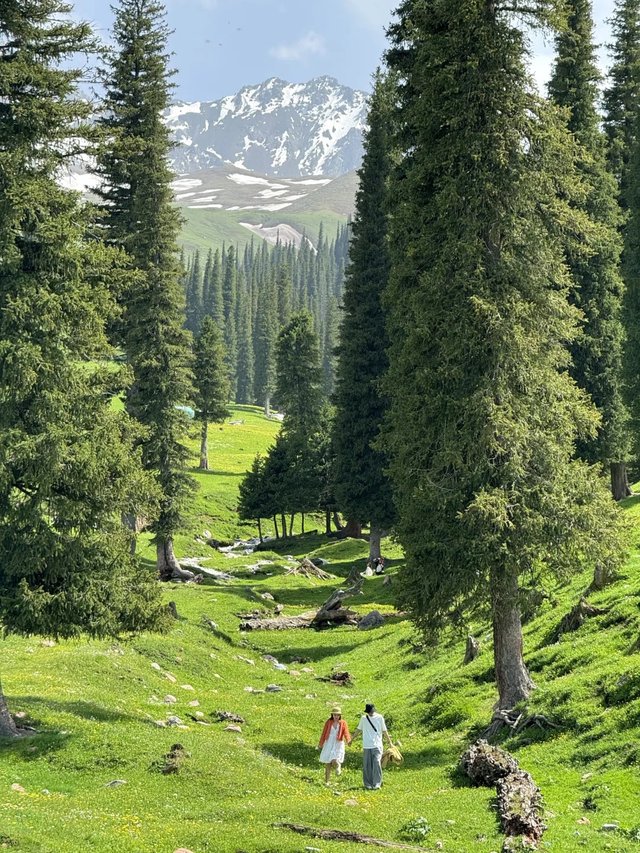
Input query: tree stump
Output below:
<box><xmin>551</xmin><ymin>598</ymin><xmax>606</xmax><ymax>641</ymax></box>
<box><xmin>463</xmin><ymin>635</ymin><xmax>480</xmax><ymax>664</ymax></box>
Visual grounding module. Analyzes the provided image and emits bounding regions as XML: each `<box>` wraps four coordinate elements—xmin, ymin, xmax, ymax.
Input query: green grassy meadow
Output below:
<box><xmin>1</xmin><ymin>406</ymin><xmax>640</xmax><ymax>851</ymax></box>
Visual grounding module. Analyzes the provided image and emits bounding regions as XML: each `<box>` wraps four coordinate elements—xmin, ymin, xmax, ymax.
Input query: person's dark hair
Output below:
<box><xmin>365</xmin><ymin>702</ymin><xmax>375</xmax><ymax>714</ymax></box>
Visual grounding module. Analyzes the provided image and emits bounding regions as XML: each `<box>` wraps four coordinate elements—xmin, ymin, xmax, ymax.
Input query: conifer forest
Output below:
<box><xmin>3</xmin><ymin>1</ymin><xmax>640</xmax><ymax>851</ymax></box>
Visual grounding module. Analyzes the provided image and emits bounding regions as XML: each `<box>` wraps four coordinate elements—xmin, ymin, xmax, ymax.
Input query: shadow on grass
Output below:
<box><xmin>274</xmin><ymin>644</ymin><xmax>360</xmax><ymax>664</ymax></box>
<box><xmin>9</xmin><ymin>696</ymin><xmax>142</xmax><ymax>725</ymax></box>
<box><xmin>190</xmin><ymin>468</ymin><xmax>243</xmax><ymax>478</ymax></box>
<box><xmin>0</xmin><ymin>729</ymin><xmax>69</xmax><ymax>760</ymax></box>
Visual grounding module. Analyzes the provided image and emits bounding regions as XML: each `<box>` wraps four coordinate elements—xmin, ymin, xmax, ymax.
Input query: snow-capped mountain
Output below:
<box><xmin>165</xmin><ymin>76</ymin><xmax>368</xmax><ymax>178</ymax></box>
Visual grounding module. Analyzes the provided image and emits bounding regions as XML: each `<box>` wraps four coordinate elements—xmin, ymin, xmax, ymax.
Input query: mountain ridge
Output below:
<box><xmin>165</xmin><ymin>75</ymin><xmax>368</xmax><ymax>178</ymax></box>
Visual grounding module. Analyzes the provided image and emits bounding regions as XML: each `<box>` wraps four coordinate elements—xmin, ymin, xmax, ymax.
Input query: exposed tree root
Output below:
<box><xmin>285</xmin><ymin>558</ymin><xmax>334</xmax><ymax>580</ymax></box>
<box><xmin>461</xmin><ymin>739</ymin><xmax>545</xmax><ymax>847</ymax></box>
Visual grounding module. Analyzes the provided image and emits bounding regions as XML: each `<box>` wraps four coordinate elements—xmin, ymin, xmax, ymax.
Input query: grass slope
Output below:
<box><xmin>179</xmin><ymin>208</ymin><xmax>346</xmax><ymax>254</ymax></box>
<box><xmin>1</xmin><ymin>407</ymin><xmax>640</xmax><ymax>852</ymax></box>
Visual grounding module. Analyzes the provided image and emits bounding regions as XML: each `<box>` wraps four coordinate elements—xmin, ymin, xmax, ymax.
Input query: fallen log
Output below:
<box><xmin>285</xmin><ymin>558</ymin><xmax>334</xmax><ymax>580</ymax></box>
<box><xmin>461</xmin><ymin>739</ymin><xmax>545</xmax><ymax>847</ymax></box>
<box><xmin>239</xmin><ymin>609</ymin><xmax>359</xmax><ymax>631</ymax></box>
<box><xmin>274</xmin><ymin>823</ymin><xmax>427</xmax><ymax>851</ymax></box>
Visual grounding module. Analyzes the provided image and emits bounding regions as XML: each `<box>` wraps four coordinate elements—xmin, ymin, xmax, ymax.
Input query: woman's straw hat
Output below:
<box><xmin>331</xmin><ymin>705</ymin><xmax>342</xmax><ymax>715</ymax></box>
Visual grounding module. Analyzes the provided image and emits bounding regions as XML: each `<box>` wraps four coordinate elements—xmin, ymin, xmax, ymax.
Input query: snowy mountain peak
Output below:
<box><xmin>165</xmin><ymin>77</ymin><xmax>368</xmax><ymax>178</ymax></box>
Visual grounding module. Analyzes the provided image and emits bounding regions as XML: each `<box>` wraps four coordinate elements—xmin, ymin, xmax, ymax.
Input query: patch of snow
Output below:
<box><xmin>189</xmin><ymin>203</ymin><xmax>223</xmax><ymax>209</ymax></box>
<box><xmin>228</xmin><ymin>173</ymin><xmax>287</xmax><ymax>187</ymax></box>
<box><xmin>239</xmin><ymin>222</ymin><xmax>306</xmax><ymax>247</ymax></box>
<box><xmin>256</xmin><ymin>188</ymin><xmax>290</xmax><ymax>199</ymax></box>
<box><xmin>165</xmin><ymin>101</ymin><xmax>202</xmax><ymax>122</ymax></box>
<box><xmin>172</xmin><ymin>178</ymin><xmax>203</xmax><ymax>192</ymax></box>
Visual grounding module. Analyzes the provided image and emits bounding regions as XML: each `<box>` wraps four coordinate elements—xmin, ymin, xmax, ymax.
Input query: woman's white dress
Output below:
<box><xmin>319</xmin><ymin>723</ymin><xmax>346</xmax><ymax>765</ymax></box>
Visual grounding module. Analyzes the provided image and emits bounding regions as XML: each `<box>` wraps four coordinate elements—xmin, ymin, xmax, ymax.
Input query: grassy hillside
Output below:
<box><xmin>179</xmin><ymin>207</ymin><xmax>347</xmax><ymax>254</ymax></box>
<box><xmin>1</xmin><ymin>406</ymin><xmax>640</xmax><ymax>852</ymax></box>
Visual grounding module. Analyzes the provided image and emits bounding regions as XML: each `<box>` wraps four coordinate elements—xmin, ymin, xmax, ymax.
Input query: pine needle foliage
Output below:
<box><xmin>0</xmin><ymin>1</ymin><xmax>163</xmax><ymax>643</ymax></box>
<box><xmin>95</xmin><ymin>0</ymin><xmax>194</xmax><ymax>561</ymax></box>
<box><xmin>384</xmin><ymin>0</ymin><xmax>624</xmax><ymax>708</ymax></box>
<box><xmin>332</xmin><ymin>70</ymin><xmax>396</xmax><ymax>532</ymax></box>
<box><xmin>548</xmin><ymin>0</ymin><xmax>630</xmax><ymax>483</ymax></box>
<box><xmin>194</xmin><ymin>316</ymin><xmax>230</xmax><ymax>470</ymax></box>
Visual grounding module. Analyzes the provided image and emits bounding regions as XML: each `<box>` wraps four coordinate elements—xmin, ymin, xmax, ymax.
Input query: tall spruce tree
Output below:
<box><xmin>385</xmin><ymin>0</ymin><xmax>624</xmax><ymax>711</ymax></box>
<box><xmin>96</xmin><ymin>0</ymin><xmax>194</xmax><ymax>580</ymax></box>
<box><xmin>194</xmin><ymin>317</ymin><xmax>230</xmax><ymax>470</ymax></box>
<box><xmin>222</xmin><ymin>245</ymin><xmax>238</xmax><ymax>398</ymax></box>
<box><xmin>604</xmin><ymin>1</ymin><xmax>640</xmax><ymax>479</ymax></box>
<box><xmin>0</xmin><ymin>0</ymin><xmax>163</xmax><ymax>735</ymax></box>
<box><xmin>332</xmin><ymin>71</ymin><xmax>396</xmax><ymax>558</ymax></box>
<box><xmin>603</xmin><ymin>0</ymin><xmax>640</xmax><ymax>198</ymax></box>
<box><xmin>254</xmin><ymin>271</ymin><xmax>278</xmax><ymax>416</ymax></box>
<box><xmin>236</xmin><ymin>286</ymin><xmax>255</xmax><ymax>404</ymax></box>
<box><xmin>548</xmin><ymin>0</ymin><xmax>630</xmax><ymax>499</ymax></box>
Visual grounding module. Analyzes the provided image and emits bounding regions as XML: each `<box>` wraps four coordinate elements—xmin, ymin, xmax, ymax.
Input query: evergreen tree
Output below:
<box><xmin>276</xmin><ymin>263</ymin><xmax>293</xmax><ymax>326</ymax></box>
<box><xmin>96</xmin><ymin>0</ymin><xmax>194</xmax><ymax>580</ymax></box>
<box><xmin>332</xmin><ymin>71</ymin><xmax>396</xmax><ymax>556</ymax></box>
<box><xmin>275</xmin><ymin>312</ymin><xmax>324</xmax><ymax>434</ymax></box>
<box><xmin>548</xmin><ymin>0</ymin><xmax>630</xmax><ymax>498</ymax></box>
<box><xmin>236</xmin><ymin>287</ymin><xmax>255</xmax><ymax>404</ymax></box>
<box><xmin>194</xmin><ymin>317</ymin><xmax>230</xmax><ymax>470</ymax></box>
<box><xmin>254</xmin><ymin>272</ymin><xmax>278</xmax><ymax>415</ymax></box>
<box><xmin>206</xmin><ymin>248</ymin><xmax>224</xmax><ymax>328</ymax></box>
<box><xmin>186</xmin><ymin>249</ymin><xmax>203</xmax><ymax>332</ymax></box>
<box><xmin>0</xmin><ymin>0</ymin><xmax>164</xmax><ymax>735</ymax></box>
<box><xmin>603</xmin><ymin>0</ymin><xmax>640</xmax><ymax>199</ymax></box>
<box><xmin>238</xmin><ymin>454</ymin><xmax>267</xmax><ymax>540</ymax></box>
<box><xmin>223</xmin><ymin>245</ymin><xmax>238</xmax><ymax>398</ymax></box>
<box><xmin>384</xmin><ymin>0</ymin><xmax>624</xmax><ymax>711</ymax></box>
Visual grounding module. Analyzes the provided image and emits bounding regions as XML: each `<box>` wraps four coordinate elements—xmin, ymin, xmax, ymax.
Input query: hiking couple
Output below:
<box><xmin>318</xmin><ymin>702</ymin><xmax>393</xmax><ymax>788</ymax></box>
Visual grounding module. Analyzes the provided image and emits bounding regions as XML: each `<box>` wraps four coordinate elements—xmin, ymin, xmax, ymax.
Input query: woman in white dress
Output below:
<box><xmin>318</xmin><ymin>705</ymin><xmax>352</xmax><ymax>783</ymax></box>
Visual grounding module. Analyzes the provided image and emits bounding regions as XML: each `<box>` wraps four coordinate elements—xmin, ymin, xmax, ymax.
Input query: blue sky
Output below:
<box><xmin>72</xmin><ymin>0</ymin><xmax>617</xmax><ymax>102</ymax></box>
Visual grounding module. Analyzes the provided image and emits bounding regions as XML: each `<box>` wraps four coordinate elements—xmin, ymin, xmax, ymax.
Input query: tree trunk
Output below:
<box><xmin>289</xmin><ymin>513</ymin><xmax>295</xmax><ymax>537</ymax></box>
<box><xmin>273</xmin><ymin>515</ymin><xmax>279</xmax><ymax>539</ymax></box>
<box><xmin>325</xmin><ymin>510</ymin><xmax>331</xmax><ymax>535</ymax></box>
<box><xmin>0</xmin><ymin>680</ymin><xmax>18</xmax><ymax>738</ymax></box>
<box><xmin>156</xmin><ymin>538</ymin><xmax>183</xmax><ymax>581</ymax></box>
<box><xmin>343</xmin><ymin>518</ymin><xmax>362</xmax><ymax>538</ymax></box>
<box><xmin>369</xmin><ymin>526</ymin><xmax>382</xmax><ymax>560</ymax></box>
<box><xmin>264</xmin><ymin>394</ymin><xmax>271</xmax><ymax>418</ymax></box>
<box><xmin>302</xmin><ymin>513</ymin><xmax>305</xmax><ymax>535</ymax></box>
<box><xmin>490</xmin><ymin>566</ymin><xmax>534</xmax><ymax>709</ymax></box>
<box><xmin>281</xmin><ymin>513</ymin><xmax>287</xmax><ymax>538</ymax></box>
<box><xmin>257</xmin><ymin>518</ymin><xmax>263</xmax><ymax>543</ymax></box>
<box><xmin>332</xmin><ymin>511</ymin><xmax>343</xmax><ymax>532</ymax></box>
<box><xmin>199</xmin><ymin>420</ymin><xmax>209</xmax><ymax>470</ymax></box>
<box><xmin>611</xmin><ymin>461</ymin><xmax>632</xmax><ymax>501</ymax></box>
<box><xmin>122</xmin><ymin>512</ymin><xmax>137</xmax><ymax>556</ymax></box>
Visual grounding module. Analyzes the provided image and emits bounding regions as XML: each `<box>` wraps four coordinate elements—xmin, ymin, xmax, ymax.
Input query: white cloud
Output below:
<box><xmin>345</xmin><ymin>0</ymin><xmax>395</xmax><ymax>31</ymax></box>
<box><xmin>270</xmin><ymin>30</ymin><xmax>326</xmax><ymax>62</ymax></box>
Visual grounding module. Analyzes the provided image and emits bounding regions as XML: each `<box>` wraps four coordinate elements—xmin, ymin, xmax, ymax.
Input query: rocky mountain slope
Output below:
<box><xmin>165</xmin><ymin>76</ymin><xmax>368</xmax><ymax>177</ymax></box>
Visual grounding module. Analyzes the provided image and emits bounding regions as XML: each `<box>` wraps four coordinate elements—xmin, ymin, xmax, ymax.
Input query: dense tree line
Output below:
<box><xmin>184</xmin><ymin>225</ymin><xmax>349</xmax><ymax>405</ymax></box>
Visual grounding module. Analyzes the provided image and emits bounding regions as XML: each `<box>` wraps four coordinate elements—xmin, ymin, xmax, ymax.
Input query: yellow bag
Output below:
<box><xmin>381</xmin><ymin>745</ymin><xmax>404</xmax><ymax>769</ymax></box>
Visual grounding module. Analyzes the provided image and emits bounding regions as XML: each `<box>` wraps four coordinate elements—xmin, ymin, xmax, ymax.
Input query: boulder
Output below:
<box><xmin>358</xmin><ymin>610</ymin><xmax>385</xmax><ymax>631</ymax></box>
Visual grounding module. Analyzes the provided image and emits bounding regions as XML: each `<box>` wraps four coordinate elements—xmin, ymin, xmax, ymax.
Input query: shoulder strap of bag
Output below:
<box><xmin>365</xmin><ymin>715</ymin><xmax>378</xmax><ymax>734</ymax></box>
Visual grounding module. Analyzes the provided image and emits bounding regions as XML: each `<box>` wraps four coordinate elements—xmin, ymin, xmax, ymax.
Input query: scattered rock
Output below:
<box><xmin>180</xmin><ymin>684</ymin><xmax>195</xmax><ymax>691</ymax></box>
<box><xmin>344</xmin><ymin>798</ymin><xmax>358</xmax><ymax>806</ymax></box>
<box><xmin>164</xmin><ymin>672</ymin><xmax>177</xmax><ymax>683</ymax></box>
<box><xmin>13</xmin><ymin>711</ymin><xmax>27</xmax><ymax>720</ymax></box>
<box><xmin>155</xmin><ymin>720</ymin><xmax>167</xmax><ymax>728</ymax></box>
<box><xmin>319</xmin><ymin>671</ymin><xmax>353</xmax><ymax>686</ymax></box>
<box><xmin>237</xmin><ymin>655</ymin><xmax>255</xmax><ymax>666</ymax></box>
<box><xmin>10</xmin><ymin>784</ymin><xmax>26</xmax><ymax>794</ymax></box>
<box><xmin>166</xmin><ymin>716</ymin><xmax>184</xmax><ymax>727</ymax></box>
<box><xmin>164</xmin><ymin>695</ymin><xmax>178</xmax><ymax>704</ymax></box>
<box><xmin>40</xmin><ymin>640</ymin><xmax>56</xmax><ymax>648</ymax></box>
<box><xmin>212</xmin><ymin>711</ymin><xmax>245</xmax><ymax>724</ymax></box>
<box><xmin>301</xmin><ymin>667</ymin><xmax>314</xmax><ymax>674</ymax></box>
<box><xmin>188</xmin><ymin>700</ymin><xmax>200</xmax><ymax>708</ymax></box>
<box><xmin>266</xmin><ymin>684</ymin><xmax>283</xmax><ymax>692</ymax></box>
<box><xmin>194</xmin><ymin>712</ymin><xmax>205</xmax><ymax>720</ymax></box>
<box><xmin>244</xmin><ymin>686</ymin><xmax>264</xmax><ymax>694</ymax></box>
<box><xmin>151</xmin><ymin>662</ymin><xmax>162</xmax><ymax>671</ymax></box>
<box><xmin>273</xmin><ymin>662</ymin><xmax>288</xmax><ymax>671</ymax></box>
<box><xmin>310</xmin><ymin>557</ymin><xmax>329</xmax><ymax>568</ymax></box>
<box><xmin>104</xmin><ymin>780</ymin><xmax>127</xmax><ymax>788</ymax></box>
<box><xmin>289</xmin><ymin>670</ymin><xmax>301</xmax><ymax>677</ymax></box>
<box><xmin>357</xmin><ymin>610</ymin><xmax>385</xmax><ymax>631</ymax></box>
<box><xmin>262</xmin><ymin>654</ymin><xmax>279</xmax><ymax>664</ymax></box>
<box><xmin>260</xmin><ymin>592</ymin><xmax>275</xmax><ymax>601</ymax></box>
<box><xmin>153</xmin><ymin>743</ymin><xmax>189</xmax><ymax>775</ymax></box>
<box><xmin>305</xmin><ymin>694</ymin><xmax>317</xmax><ymax>700</ymax></box>
<box><xmin>577</xmin><ymin>817</ymin><xmax>590</xmax><ymax>825</ymax></box>
<box><xmin>224</xmin><ymin>724</ymin><xmax>242</xmax><ymax>733</ymax></box>
<box><xmin>601</xmin><ymin>824</ymin><xmax>620</xmax><ymax>832</ymax></box>
<box><xmin>173</xmin><ymin>848</ymin><xmax>195</xmax><ymax>853</ymax></box>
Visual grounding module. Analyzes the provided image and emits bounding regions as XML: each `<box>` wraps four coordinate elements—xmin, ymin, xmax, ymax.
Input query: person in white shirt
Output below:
<box><xmin>351</xmin><ymin>702</ymin><xmax>393</xmax><ymax>789</ymax></box>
